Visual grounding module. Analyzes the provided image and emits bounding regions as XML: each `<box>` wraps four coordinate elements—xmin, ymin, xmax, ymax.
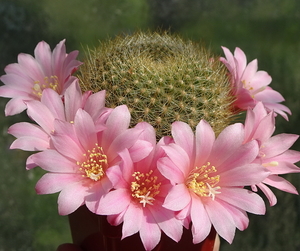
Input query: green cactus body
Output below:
<box><xmin>79</xmin><ymin>32</ymin><xmax>235</xmax><ymax>139</ymax></box>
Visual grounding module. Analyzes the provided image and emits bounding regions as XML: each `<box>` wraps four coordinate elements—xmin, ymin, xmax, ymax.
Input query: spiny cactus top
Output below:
<box><xmin>79</xmin><ymin>32</ymin><xmax>235</xmax><ymax>138</ymax></box>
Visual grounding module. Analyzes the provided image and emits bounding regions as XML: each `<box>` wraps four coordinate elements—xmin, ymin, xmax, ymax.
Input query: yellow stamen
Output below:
<box><xmin>187</xmin><ymin>162</ymin><xmax>221</xmax><ymax>200</ymax></box>
<box><xmin>131</xmin><ymin>170</ymin><xmax>161</xmax><ymax>207</ymax></box>
<box><xmin>77</xmin><ymin>143</ymin><xmax>108</xmax><ymax>181</ymax></box>
<box><xmin>32</xmin><ymin>75</ymin><xmax>59</xmax><ymax>98</ymax></box>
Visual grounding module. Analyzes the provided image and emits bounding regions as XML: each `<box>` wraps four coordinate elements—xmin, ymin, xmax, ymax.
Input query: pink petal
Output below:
<box><xmin>176</xmin><ymin>203</ymin><xmax>191</xmax><ymax>221</ymax></box>
<box><xmin>58</xmin><ymin>181</ymin><xmax>87</xmax><ymax>215</ymax></box>
<box><xmin>52</xmin><ymin>40</ymin><xmax>67</xmax><ymax>80</ymax></box>
<box><xmin>64</xmin><ymin>79</ymin><xmax>83</xmax><ymax>121</ymax></box>
<box><xmin>36</xmin><ymin>173</ymin><xmax>83</xmax><ymax>194</ymax></box>
<box><xmin>222</xmin><ymin>205</ymin><xmax>249</xmax><ymax>231</ymax></box>
<box><xmin>139</xmin><ymin>209</ymin><xmax>161</xmax><ymax>251</ymax></box>
<box><xmin>3</xmin><ymin>62</ymin><xmax>32</xmax><ymax>79</ymax></box>
<box><xmin>252</xmin><ymin>101</ymin><xmax>269</xmax><ymax>120</ymax></box>
<box><xmin>102</xmin><ymin>105</ymin><xmax>130</xmax><ymax>148</ymax></box>
<box><xmin>8</xmin><ymin>122</ymin><xmax>47</xmax><ymax>138</ymax></box>
<box><xmin>172</xmin><ymin>121</ymin><xmax>195</xmax><ymax>158</ymax></box>
<box><xmin>10</xmin><ymin>136</ymin><xmax>49</xmax><ymax>151</ymax></box>
<box><xmin>122</xmin><ymin>203</ymin><xmax>143</xmax><ymax>239</ymax></box>
<box><xmin>217</xmin><ymin>187</ymin><xmax>266</xmax><ymax>215</ymax></box>
<box><xmin>244</xmin><ymin>108</ymin><xmax>256</xmax><ymax>142</ymax></box>
<box><xmin>256</xmin><ymin>182</ymin><xmax>277</xmax><ymax>206</ymax></box>
<box><xmin>195</xmin><ymin>120</ymin><xmax>215</xmax><ymax>166</ymax></box>
<box><xmin>97</xmin><ymin>189</ymin><xmax>131</xmax><ymax>215</ymax></box>
<box><xmin>116</xmin><ymin>149</ymin><xmax>134</xmax><ymax>185</ymax></box>
<box><xmin>210</xmin><ymin>123</ymin><xmax>245</xmax><ymax>167</ymax></box>
<box><xmin>62</xmin><ymin>49</ymin><xmax>81</xmax><ymax>75</ymax></box>
<box><xmin>74</xmin><ymin>109</ymin><xmax>97</xmax><ymax>150</ymax></box>
<box><xmin>251</xmin><ymin>111</ymin><xmax>275</xmax><ymax>143</ymax></box>
<box><xmin>204</xmin><ymin>199</ymin><xmax>236</xmax><ymax>243</ymax></box>
<box><xmin>241</xmin><ymin>59</ymin><xmax>258</xmax><ymax>82</ymax></box>
<box><xmin>255</xmin><ymin>88</ymin><xmax>285</xmax><ymax>103</ymax></box>
<box><xmin>158</xmin><ymin>156</ymin><xmax>186</xmax><ymax>184</ymax></box>
<box><xmin>263</xmin><ymin>175</ymin><xmax>299</xmax><ymax>194</ymax></box>
<box><xmin>161</xmin><ymin>143</ymin><xmax>190</xmax><ymax>177</ymax></box>
<box><xmin>218</xmin><ymin>138</ymin><xmax>258</xmax><ymax>172</ymax></box>
<box><xmin>1</xmin><ymin>72</ymin><xmax>33</xmax><ymax>89</ymax></box>
<box><xmin>128</xmin><ymin>139</ymin><xmax>154</xmax><ymax>163</ymax></box>
<box><xmin>134</xmin><ymin>122</ymin><xmax>157</xmax><ymax>146</ymax></box>
<box><xmin>106</xmin><ymin>165</ymin><xmax>128</xmax><ymax>188</ymax></box>
<box><xmin>30</xmin><ymin>150</ymin><xmax>77</xmax><ymax>172</ymax></box>
<box><xmin>233</xmin><ymin>47</ymin><xmax>247</xmax><ymax>80</ymax></box>
<box><xmin>270</xmin><ymin>149</ymin><xmax>300</xmax><ymax>164</ymax></box>
<box><xmin>149</xmin><ymin>206</ymin><xmax>182</xmax><ymax>242</ymax></box>
<box><xmin>5</xmin><ymin>97</ymin><xmax>28</xmax><ymax>116</ymax></box>
<box><xmin>219</xmin><ymin>163</ymin><xmax>270</xmax><ymax>187</ymax></box>
<box><xmin>234</xmin><ymin>89</ymin><xmax>255</xmax><ymax>110</ymax></box>
<box><xmin>53</xmin><ymin>119</ymin><xmax>77</xmax><ymax>140</ymax></box>
<box><xmin>106</xmin><ymin>127</ymin><xmax>145</xmax><ymax>163</ymax></box>
<box><xmin>26</xmin><ymin>100</ymin><xmax>55</xmax><ymax>133</ymax></box>
<box><xmin>41</xmin><ymin>88</ymin><xmax>65</xmax><ymax>120</ymax></box>
<box><xmin>83</xmin><ymin>90</ymin><xmax>106</xmax><ymax>121</ymax></box>
<box><xmin>34</xmin><ymin>41</ymin><xmax>52</xmax><ymax>76</ymax></box>
<box><xmin>17</xmin><ymin>53</ymin><xmax>44</xmax><ymax>82</ymax></box>
<box><xmin>26</xmin><ymin>155</ymin><xmax>38</xmax><ymax>170</ymax></box>
<box><xmin>263</xmin><ymin>134</ymin><xmax>299</xmax><ymax>158</ymax></box>
<box><xmin>220</xmin><ymin>47</ymin><xmax>236</xmax><ymax>77</ymax></box>
<box><xmin>85</xmin><ymin>177</ymin><xmax>113</xmax><ymax>213</ymax></box>
<box><xmin>250</xmin><ymin>70</ymin><xmax>272</xmax><ymax>89</ymax></box>
<box><xmin>263</xmin><ymin>102</ymin><xmax>291</xmax><ymax>120</ymax></box>
<box><xmin>264</xmin><ymin>161</ymin><xmax>300</xmax><ymax>175</ymax></box>
<box><xmin>190</xmin><ymin>195</ymin><xmax>211</xmax><ymax>243</ymax></box>
<box><xmin>107</xmin><ymin>212</ymin><xmax>125</xmax><ymax>226</ymax></box>
<box><xmin>51</xmin><ymin>132</ymin><xmax>84</xmax><ymax>160</ymax></box>
<box><xmin>0</xmin><ymin>81</ymin><xmax>31</xmax><ymax>96</ymax></box>
<box><xmin>163</xmin><ymin>184</ymin><xmax>191</xmax><ymax>211</ymax></box>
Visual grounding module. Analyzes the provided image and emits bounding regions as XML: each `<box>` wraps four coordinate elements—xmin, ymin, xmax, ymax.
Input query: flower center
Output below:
<box><xmin>242</xmin><ymin>79</ymin><xmax>266</xmax><ymax>97</ymax></box>
<box><xmin>77</xmin><ymin>143</ymin><xmax>108</xmax><ymax>181</ymax></box>
<box><xmin>131</xmin><ymin>170</ymin><xmax>161</xmax><ymax>207</ymax></box>
<box><xmin>32</xmin><ymin>75</ymin><xmax>59</xmax><ymax>97</ymax></box>
<box><xmin>186</xmin><ymin>162</ymin><xmax>221</xmax><ymax>200</ymax></box>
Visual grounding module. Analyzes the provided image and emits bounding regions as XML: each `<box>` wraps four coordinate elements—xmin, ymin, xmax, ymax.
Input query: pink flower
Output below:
<box><xmin>8</xmin><ymin>80</ymin><xmax>110</xmax><ymax>155</ymax></box>
<box><xmin>96</xmin><ymin>122</ymin><xmax>182</xmax><ymax>251</ymax></box>
<box><xmin>0</xmin><ymin>39</ymin><xmax>82</xmax><ymax>115</ymax></box>
<box><xmin>29</xmin><ymin>105</ymin><xmax>152</xmax><ymax>215</ymax></box>
<box><xmin>158</xmin><ymin>120</ymin><xmax>269</xmax><ymax>244</ymax></box>
<box><xmin>244</xmin><ymin>102</ymin><xmax>300</xmax><ymax>206</ymax></box>
<box><xmin>220</xmin><ymin>46</ymin><xmax>291</xmax><ymax>120</ymax></box>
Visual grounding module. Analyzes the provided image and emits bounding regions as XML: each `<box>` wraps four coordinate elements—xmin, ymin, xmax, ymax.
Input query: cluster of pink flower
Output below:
<box><xmin>1</xmin><ymin>40</ymin><xmax>299</xmax><ymax>251</ymax></box>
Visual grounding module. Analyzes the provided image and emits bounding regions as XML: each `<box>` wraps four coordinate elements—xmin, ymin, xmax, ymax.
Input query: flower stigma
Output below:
<box><xmin>187</xmin><ymin>162</ymin><xmax>221</xmax><ymax>200</ymax></box>
<box><xmin>131</xmin><ymin>170</ymin><xmax>161</xmax><ymax>207</ymax></box>
<box><xmin>32</xmin><ymin>75</ymin><xmax>59</xmax><ymax>97</ymax></box>
<box><xmin>77</xmin><ymin>143</ymin><xmax>108</xmax><ymax>181</ymax></box>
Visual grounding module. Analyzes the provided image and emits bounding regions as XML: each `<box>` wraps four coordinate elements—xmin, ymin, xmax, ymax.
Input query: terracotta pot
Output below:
<box><xmin>69</xmin><ymin>206</ymin><xmax>217</xmax><ymax>251</ymax></box>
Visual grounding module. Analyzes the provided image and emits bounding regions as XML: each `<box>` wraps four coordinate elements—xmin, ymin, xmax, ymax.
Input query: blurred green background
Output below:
<box><xmin>0</xmin><ymin>0</ymin><xmax>300</xmax><ymax>250</ymax></box>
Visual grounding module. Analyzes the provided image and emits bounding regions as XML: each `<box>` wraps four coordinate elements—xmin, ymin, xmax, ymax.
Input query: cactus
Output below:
<box><xmin>79</xmin><ymin>32</ymin><xmax>235</xmax><ymax>139</ymax></box>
